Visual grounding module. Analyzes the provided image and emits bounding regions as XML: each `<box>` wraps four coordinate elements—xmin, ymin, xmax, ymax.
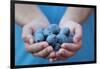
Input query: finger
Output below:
<box><xmin>56</xmin><ymin>52</ymin><xmax>67</xmax><ymax>61</ymax></box>
<box><xmin>33</xmin><ymin>46</ymin><xmax>53</xmax><ymax>58</ymax></box>
<box><xmin>58</xmin><ymin>48</ymin><xmax>75</xmax><ymax>58</ymax></box>
<box><xmin>24</xmin><ymin>34</ymin><xmax>34</xmax><ymax>44</ymax></box>
<box><xmin>49</xmin><ymin>58</ymin><xmax>57</xmax><ymax>62</ymax></box>
<box><xmin>49</xmin><ymin>58</ymin><xmax>54</xmax><ymax>62</ymax></box>
<box><xmin>49</xmin><ymin>50</ymin><xmax>67</xmax><ymax>61</ymax></box>
<box><xmin>49</xmin><ymin>51</ymin><xmax>56</xmax><ymax>58</ymax></box>
<box><xmin>22</xmin><ymin>32</ymin><xmax>34</xmax><ymax>44</ymax></box>
<box><xmin>73</xmin><ymin>25</ymin><xmax>82</xmax><ymax>43</ymax></box>
<box><xmin>22</xmin><ymin>26</ymin><xmax>34</xmax><ymax>44</ymax></box>
<box><xmin>61</xmin><ymin>42</ymin><xmax>81</xmax><ymax>52</ymax></box>
<box><xmin>48</xmin><ymin>51</ymin><xmax>57</xmax><ymax>62</ymax></box>
<box><xmin>25</xmin><ymin>42</ymin><xmax>49</xmax><ymax>53</ymax></box>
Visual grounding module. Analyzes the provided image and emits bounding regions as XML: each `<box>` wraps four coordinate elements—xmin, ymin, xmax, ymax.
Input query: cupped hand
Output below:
<box><xmin>49</xmin><ymin>21</ymin><xmax>82</xmax><ymax>62</ymax></box>
<box><xmin>22</xmin><ymin>20</ymin><xmax>54</xmax><ymax>58</ymax></box>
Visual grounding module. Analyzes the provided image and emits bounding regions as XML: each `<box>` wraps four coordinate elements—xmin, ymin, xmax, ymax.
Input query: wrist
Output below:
<box><xmin>59</xmin><ymin>15</ymin><xmax>82</xmax><ymax>27</ymax></box>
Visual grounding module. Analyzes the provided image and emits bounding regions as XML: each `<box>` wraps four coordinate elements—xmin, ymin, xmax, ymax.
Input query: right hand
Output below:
<box><xmin>49</xmin><ymin>20</ymin><xmax>82</xmax><ymax>62</ymax></box>
<box><xmin>22</xmin><ymin>19</ymin><xmax>53</xmax><ymax>58</ymax></box>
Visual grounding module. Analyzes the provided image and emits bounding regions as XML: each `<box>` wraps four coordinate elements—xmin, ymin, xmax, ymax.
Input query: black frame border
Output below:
<box><xmin>10</xmin><ymin>0</ymin><xmax>97</xmax><ymax>69</ymax></box>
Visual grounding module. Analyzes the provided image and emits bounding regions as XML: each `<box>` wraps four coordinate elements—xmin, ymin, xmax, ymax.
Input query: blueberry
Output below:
<box><xmin>70</xmin><ymin>32</ymin><xmax>74</xmax><ymax>37</ymax></box>
<box><xmin>43</xmin><ymin>28</ymin><xmax>52</xmax><ymax>37</ymax></box>
<box><xmin>56</xmin><ymin>34</ymin><xmax>69</xmax><ymax>44</ymax></box>
<box><xmin>68</xmin><ymin>36</ymin><xmax>73</xmax><ymax>43</ymax></box>
<box><xmin>60</xmin><ymin>28</ymin><xmax>70</xmax><ymax>36</ymax></box>
<box><xmin>53</xmin><ymin>43</ymin><xmax>61</xmax><ymax>51</ymax></box>
<box><xmin>46</xmin><ymin>34</ymin><xmax>57</xmax><ymax>45</ymax></box>
<box><xmin>34</xmin><ymin>32</ymin><xmax>45</xmax><ymax>43</ymax></box>
<box><xmin>48</xmin><ymin>24</ymin><xmax>60</xmax><ymax>34</ymax></box>
<box><xmin>35</xmin><ymin>28</ymin><xmax>44</xmax><ymax>34</ymax></box>
<box><xmin>67</xmin><ymin>32</ymin><xmax>74</xmax><ymax>43</ymax></box>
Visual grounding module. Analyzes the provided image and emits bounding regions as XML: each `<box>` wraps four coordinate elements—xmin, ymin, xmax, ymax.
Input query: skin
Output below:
<box><xmin>15</xmin><ymin>4</ymin><xmax>93</xmax><ymax>62</ymax></box>
<box><xmin>49</xmin><ymin>7</ymin><xmax>93</xmax><ymax>61</ymax></box>
<box><xmin>52</xmin><ymin>21</ymin><xmax>82</xmax><ymax>61</ymax></box>
<box><xmin>15</xmin><ymin>4</ymin><xmax>54</xmax><ymax>58</ymax></box>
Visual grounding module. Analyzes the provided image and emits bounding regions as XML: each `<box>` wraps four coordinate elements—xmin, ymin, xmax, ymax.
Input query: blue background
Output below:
<box><xmin>15</xmin><ymin>5</ymin><xmax>95</xmax><ymax>65</ymax></box>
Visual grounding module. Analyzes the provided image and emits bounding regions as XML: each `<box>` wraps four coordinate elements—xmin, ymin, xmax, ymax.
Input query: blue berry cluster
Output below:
<box><xmin>34</xmin><ymin>24</ymin><xmax>74</xmax><ymax>51</ymax></box>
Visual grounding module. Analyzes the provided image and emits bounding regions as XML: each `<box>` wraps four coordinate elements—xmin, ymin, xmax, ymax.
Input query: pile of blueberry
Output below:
<box><xmin>34</xmin><ymin>24</ymin><xmax>74</xmax><ymax>51</ymax></box>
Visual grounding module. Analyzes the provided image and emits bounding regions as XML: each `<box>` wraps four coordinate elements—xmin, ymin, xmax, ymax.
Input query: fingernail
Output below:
<box><xmin>61</xmin><ymin>44</ymin><xmax>65</xmax><ymax>48</ymax></box>
<box><xmin>44</xmin><ymin>42</ymin><xmax>49</xmax><ymax>46</ymax></box>
<box><xmin>49</xmin><ymin>58</ymin><xmax>54</xmax><ymax>62</ymax></box>
<box><xmin>46</xmin><ymin>46</ymin><xmax>53</xmax><ymax>53</ymax></box>
<box><xmin>29</xmin><ymin>39</ymin><xmax>33</xmax><ymax>44</ymax></box>
<box><xmin>43</xmin><ymin>45</ymin><xmax>48</xmax><ymax>48</ymax></box>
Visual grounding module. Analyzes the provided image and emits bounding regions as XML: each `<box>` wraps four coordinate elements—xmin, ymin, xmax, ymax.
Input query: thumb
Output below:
<box><xmin>73</xmin><ymin>25</ymin><xmax>82</xmax><ymax>43</ymax></box>
<box><xmin>28</xmin><ymin>34</ymin><xmax>34</xmax><ymax>44</ymax></box>
<box><xmin>73</xmin><ymin>34</ymin><xmax>81</xmax><ymax>43</ymax></box>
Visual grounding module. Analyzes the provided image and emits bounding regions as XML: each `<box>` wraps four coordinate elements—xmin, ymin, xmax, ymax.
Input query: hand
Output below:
<box><xmin>22</xmin><ymin>19</ymin><xmax>53</xmax><ymax>58</ymax></box>
<box><xmin>49</xmin><ymin>21</ymin><xmax>82</xmax><ymax>62</ymax></box>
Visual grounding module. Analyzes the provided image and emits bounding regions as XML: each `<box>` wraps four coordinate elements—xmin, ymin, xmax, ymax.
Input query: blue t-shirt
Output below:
<box><xmin>15</xmin><ymin>5</ymin><xmax>95</xmax><ymax>65</ymax></box>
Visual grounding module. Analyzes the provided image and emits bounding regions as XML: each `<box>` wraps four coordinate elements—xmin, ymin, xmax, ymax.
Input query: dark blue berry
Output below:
<box><xmin>34</xmin><ymin>32</ymin><xmax>45</xmax><ymax>43</ymax></box>
<box><xmin>46</xmin><ymin>34</ymin><xmax>57</xmax><ymax>45</ymax></box>
<box><xmin>48</xmin><ymin>24</ymin><xmax>60</xmax><ymax>34</ymax></box>
<box><xmin>60</xmin><ymin>27</ymin><xmax>70</xmax><ymax>36</ymax></box>
<box><xmin>56</xmin><ymin>34</ymin><xmax>69</xmax><ymax>44</ymax></box>
<box><xmin>53</xmin><ymin>43</ymin><xmax>61</xmax><ymax>51</ymax></box>
<box><xmin>43</xmin><ymin>28</ymin><xmax>52</xmax><ymax>37</ymax></box>
<box><xmin>68</xmin><ymin>32</ymin><xmax>74</xmax><ymax>43</ymax></box>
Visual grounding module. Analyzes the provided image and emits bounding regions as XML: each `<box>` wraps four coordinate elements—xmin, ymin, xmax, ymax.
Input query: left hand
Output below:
<box><xmin>22</xmin><ymin>18</ymin><xmax>54</xmax><ymax>58</ymax></box>
<box><xmin>49</xmin><ymin>21</ymin><xmax>82</xmax><ymax>62</ymax></box>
